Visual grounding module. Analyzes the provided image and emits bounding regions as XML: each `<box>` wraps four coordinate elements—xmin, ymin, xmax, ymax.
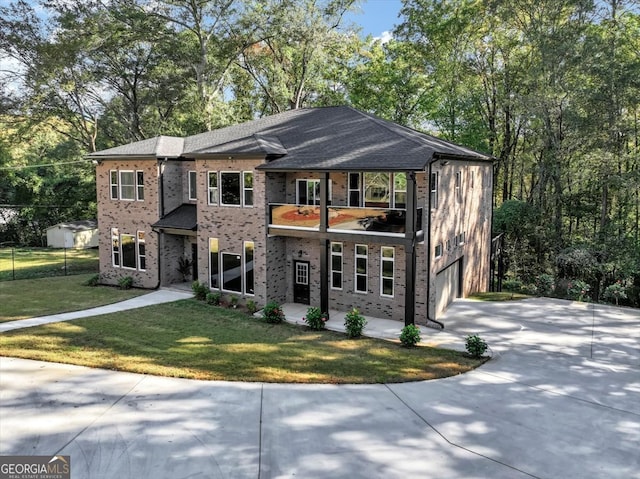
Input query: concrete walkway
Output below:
<box><xmin>0</xmin><ymin>289</ymin><xmax>193</xmax><ymax>333</ymax></box>
<box><xmin>1</xmin><ymin>297</ymin><xmax>639</xmax><ymax>478</ymax></box>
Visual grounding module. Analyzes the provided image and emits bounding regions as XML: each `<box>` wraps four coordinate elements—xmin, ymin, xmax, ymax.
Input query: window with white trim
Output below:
<box><xmin>381</xmin><ymin>247</ymin><xmax>394</xmax><ymax>297</ymax></box>
<box><xmin>355</xmin><ymin>244</ymin><xmax>368</xmax><ymax>293</ymax></box>
<box><xmin>244</xmin><ymin>241</ymin><xmax>254</xmax><ymax>295</ymax></box>
<box><xmin>189</xmin><ymin>171</ymin><xmax>197</xmax><ymax>200</ymax></box>
<box><xmin>121</xmin><ymin>233</ymin><xmax>136</xmax><ymax>269</ymax></box>
<box><xmin>209</xmin><ymin>238</ymin><xmax>219</xmax><ymax>289</ymax></box>
<box><xmin>430</xmin><ymin>172</ymin><xmax>439</xmax><ymax>209</ymax></box>
<box><xmin>137</xmin><ymin>231</ymin><xmax>146</xmax><ymax>271</ymax></box>
<box><xmin>136</xmin><ymin>171</ymin><xmax>144</xmax><ymax>200</ymax></box>
<box><xmin>208</xmin><ymin>172</ymin><xmax>218</xmax><ymax>205</ymax></box>
<box><xmin>243</xmin><ymin>172</ymin><xmax>254</xmax><ymax>207</ymax></box>
<box><xmin>222</xmin><ymin>252</ymin><xmax>242</xmax><ymax>292</ymax></box>
<box><xmin>111</xmin><ymin>228</ymin><xmax>120</xmax><ymax>266</ymax></box>
<box><xmin>330</xmin><ymin>242</ymin><xmax>343</xmax><ymax>290</ymax></box>
<box><xmin>221</xmin><ymin>171</ymin><xmax>241</xmax><ymax>206</ymax></box>
<box><xmin>458</xmin><ymin>232</ymin><xmax>466</xmax><ymax>245</ymax></box>
<box><xmin>348</xmin><ymin>173</ymin><xmax>361</xmax><ymax>207</ymax></box>
<box><xmin>394</xmin><ymin>173</ymin><xmax>407</xmax><ymax>208</ymax></box>
<box><xmin>455</xmin><ymin>171</ymin><xmax>462</xmax><ymax>203</ymax></box>
<box><xmin>119</xmin><ymin>171</ymin><xmax>135</xmax><ymax>201</ymax></box>
<box><xmin>110</xmin><ymin>171</ymin><xmax>118</xmax><ymax>200</ymax></box>
<box><xmin>296</xmin><ymin>179</ymin><xmax>331</xmax><ymax>205</ymax></box>
<box><xmin>364</xmin><ymin>172</ymin><xmax>390</xmax><ymax>207</ymax></box>
<box><xmin>435</xmin><ymin>243</ymin><xmax>443</xmax><ymax>258</ymax></box>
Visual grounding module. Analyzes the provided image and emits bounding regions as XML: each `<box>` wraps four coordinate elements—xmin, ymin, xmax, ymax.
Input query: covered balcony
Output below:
<box><xmin>268</xmin><ymin>204</ymin><xmax>423</xmax><ymax>237</ymax></box>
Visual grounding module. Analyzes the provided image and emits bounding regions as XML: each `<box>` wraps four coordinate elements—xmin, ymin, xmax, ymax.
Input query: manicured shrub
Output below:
<box><xmin>344</xmin><ymin>308</ymin><xmax>367</xmax><ymax>338</ymax></box>
<box><xmin>206</xmin><ymin>292</ymin><xmax>221</xmax><ymax>306</ymax></box>
<box><xmin>465</xmin><ymin>334</ymin><xmax>488</xmax><ymax>358</ymax></box>
<box><xmin>229</xmin><ymin>295</ymin><xmax>239</xmax><ymax>308</ymax></box>
<box><xmin>262</xmin><ymin>300</ymin><xmax>285</xmax><ymax>323</ymax></box>
<box><xmin>246</xmin><ymin>299</ymin><xmax>258</xmax><ymax>315</ymax></box>
<box><xmin>118</xmin><ymin>276</ymin><xmax>133</xmax><ymax>290</ymax></box>
<box><xmin>303</xmin><ymin>306</ymin><xmax>328</xmax><ymax>330</ymax></box>
<box><xmin>191</xmin><ymin>280</ymin><xmax>208</xmax><ymax>301</ymax></box>
<box><xmin>85</xmin><ymin>274</ymin><xmax>100</xmax><ymax>287</ymax></box>
<box><xmin>399</xmin><ymin>324</ymin><xmax>421</xmax><ymax>347</ymax></box>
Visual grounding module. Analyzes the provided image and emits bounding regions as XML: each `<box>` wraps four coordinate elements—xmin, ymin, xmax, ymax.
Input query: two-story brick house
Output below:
<box><xmin>90</xmin><ymin>106</ymin><xmax>493</xmax><ymax>325</ymax></box>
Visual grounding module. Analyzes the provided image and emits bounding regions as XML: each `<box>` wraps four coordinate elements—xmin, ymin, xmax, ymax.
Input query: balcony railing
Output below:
<box><xmin>269</xmin><ymin>204</ymin><xmax>423</xmax><ymax>236</ymax></box>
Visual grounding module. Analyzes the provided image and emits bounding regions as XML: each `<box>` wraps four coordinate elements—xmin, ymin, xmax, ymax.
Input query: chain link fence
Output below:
<box><xmin>0</xmin><ymin>246</ymin><xmax>99</xmax><ymax>281</ymax></box>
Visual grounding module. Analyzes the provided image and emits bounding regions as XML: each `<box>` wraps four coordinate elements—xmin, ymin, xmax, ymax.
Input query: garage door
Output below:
<box><xmin>435</xmin><ymin>260</ymin><xmax>461</xmax><ymax>317</ymax></box>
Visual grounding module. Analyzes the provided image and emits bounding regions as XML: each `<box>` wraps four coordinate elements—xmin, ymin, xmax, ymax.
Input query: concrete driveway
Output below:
<box><xmin>1</xmin><ymin>298</ymin><xmax>638</xmax><ymax>479</ymax></box>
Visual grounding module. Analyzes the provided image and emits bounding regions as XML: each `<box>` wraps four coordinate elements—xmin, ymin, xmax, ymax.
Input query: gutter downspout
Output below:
<box><xmin>154</xmin><ymin>158</ymin><xmax>168</xmax><ymax>289</ymax></box>
<box><xmin>426</xmin><ymin>157</ymin><xmax>445</xmax><ymax>329</ymax></box>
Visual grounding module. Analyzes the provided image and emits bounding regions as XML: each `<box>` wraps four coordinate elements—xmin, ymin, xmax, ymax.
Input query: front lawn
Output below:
<box><xmin>0</xmin><ymin>299</ymin><xmax>485</xmax><ymax>383</ymax></box>
<box><xmin>0</xmin><ymin>274</ymin><xmax>147</xmax><ymax>322</ymax></box>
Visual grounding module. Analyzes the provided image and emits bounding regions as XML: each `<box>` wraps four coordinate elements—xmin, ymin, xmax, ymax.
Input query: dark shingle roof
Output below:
<box><xmin>47</xmin><ymin>220</ymin><xmax>97</xmax><ymax>232</ymax></box>
<box><xmin>89</xmin><ymin>106</ymin><xmax>492</xmax><ymax>170</ymax></box>
<box><xmin>88</xmin><ymin>136</ymin><xmax>184</xmax><ymax>159</ymax></box>
<box><xmin>151</xmin><ymin>204</ymin><xmax>197</xmax><ymax>231</ymax></box>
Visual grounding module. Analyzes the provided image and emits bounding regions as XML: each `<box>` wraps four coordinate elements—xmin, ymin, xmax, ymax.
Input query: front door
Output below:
<box><xmin>293</xmin><ymin>260</ymin><xmax>310</xmax><ymax>305</ymax></box>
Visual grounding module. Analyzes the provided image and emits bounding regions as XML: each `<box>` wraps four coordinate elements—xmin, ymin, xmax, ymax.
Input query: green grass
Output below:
<box><xmin>0</xmin><ymin>299</ymin><xmax>485</xmax><ymax>384</ymax></box>
<box><xmin>0</xmin><ymin>273</ymin><xmax>147</xmax><ymax>322</ymax></box>
<box><xmin>469</xmin><ymin>291</ymin><xmax>531</xmax><ymax>301</ymax></box>
<box><xmin>0</xmin><ymin>247</ymin><xmax>98</xmax><ymax>281</ymax></box>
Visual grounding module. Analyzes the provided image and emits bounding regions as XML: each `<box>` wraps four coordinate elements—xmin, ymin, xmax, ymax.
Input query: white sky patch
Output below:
<box><xmin>0</xmin><ymin>55</ymin><xmax>25</xmax><ymax>93</ymax></box>
<box><xmin>375</xmin><ymin>30</ymin><xmax>393</xmax><ymax>44</ymax></box>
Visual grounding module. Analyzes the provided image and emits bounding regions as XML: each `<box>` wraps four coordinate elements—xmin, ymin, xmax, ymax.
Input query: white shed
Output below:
<box><xmin>46</xmin><ymin>220</ymin><xmax>98</xmax><ymax>249</ymax></box>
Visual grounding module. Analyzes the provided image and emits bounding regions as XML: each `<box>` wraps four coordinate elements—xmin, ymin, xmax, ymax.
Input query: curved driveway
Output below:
<box><xmin>1</xmin><ymin>298</ymin><xmax>638</xmax><ymax>478</ymax></box>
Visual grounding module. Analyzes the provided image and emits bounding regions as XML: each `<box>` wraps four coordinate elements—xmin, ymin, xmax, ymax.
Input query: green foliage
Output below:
<box><xmin>465</xmin><ymin>335</ymin><xmax>488</xmax><ymax>359</ymax></box>
<box><xmin>534</xmin><ymin>274</ymin><xmax>555</xmax><ymax>297</ymax></box>
<box><xmin>246</xmin><ymin>299</ymin><xmax>258</xmax><ymax>315</ymax></box>
<box><xmin>229</xmin><ymin>295</ymin><xmax>239</xmax><ymax>309</ymax></box>
<box><xmin>344</xmin><ymin>308</ymin><xmax>367</xmax><ymax>339</ymax></box>
<box><xmin>118</xmin><ymin>276</ymin><xmax>133</xmax><ymax>290</ymax></box>
<box><xmin>85</xmin><ymin>274</ymin><xmax>100</xmax><ymax>287</ymax></box>
<box><xmin>603</xmin><ymin>282</ymin><xmax>627</xmax><ymax>306</ymax></box>
<box><xmin>262</xmin><ymin>300</ymin><xmax>285</xmax><ymax>324</ymax></box>
<box><xmin>303</xmin><ymin>306</ymin><xmax>328</xmax><ymax>330</ymax></box>
<box><xmin>206</xmin><ymin>292</ymin><xmax>221</xmax><ymax>306</ymax></box>
<box><xmin>191</xmin><ymin>280</ymin><xmax>208</xmax><ymax>301</ymax></box>
<box><xmin>399</xmin><ymin>324</ymin><xmax>421</xmax><ymax>347</ymax></box>
<box><xmin>567</xmin><ymin>280</ymin><xmax>591</xmax><ymax>302</ymax></box>
<box><xmin>502</xmin><ymin>278</ymin><xmax>523</xmax><ymax>293</ymax></box>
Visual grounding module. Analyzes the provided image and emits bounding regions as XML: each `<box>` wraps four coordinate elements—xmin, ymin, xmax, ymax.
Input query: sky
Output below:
<box><xmin>347</xmin><ymin>0</ymin><xmax>404</xmax><ymax>40</ymax></box>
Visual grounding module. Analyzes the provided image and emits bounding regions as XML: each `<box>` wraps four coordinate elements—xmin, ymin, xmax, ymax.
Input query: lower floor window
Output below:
<box><xmin>244</xmin><ymin>241</ymin><xmax>255</xmax><ymax>295</ymax></box>
<box><xmin>222</xmin><ymin>252</ymin><xmax>242</xmax><ymax>293</ymax></box>
<box><xmin>381</xmin><ymin>246</ymin><xmax>394</xmax><ymax>297</ymax></box>
<box><xmin>111</xmin><ymin>228</ymin><xmax>145</xmax><ymax>271</ymax></box>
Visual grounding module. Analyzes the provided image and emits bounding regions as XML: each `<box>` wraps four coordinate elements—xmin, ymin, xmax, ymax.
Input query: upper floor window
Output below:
<box><xmin>348</xmin><ymin>173</ymin><xmax>361</xmax><ymax>207</ymax></box>
<box><xmin>221</xmin><ymin>171</ymin><xmax>241</xmax><ymax>206</ymax></box>
<box><xmin>394</xmin><ymin>173</ymin><xmax>407</xmax><ymax>209</ymax></box>
<box><xmin>430</xmin><ymin>172</ymin><xmax>439</xmax><ymax>209</ymax></box>
<box><xmin>208</xmin><ymin>172</ymin><xmax>218</xmax><ymax>205</ymax></box>
<box><xmin>243</xmin><ymin>172</ymin><xmax>254</xmax><ymax>206</ymax></box>
<box><xmin>189</xmin><ymin>171</ymin><xmax>197</xmax><ymax>200</ymax></box>
<box><xmin>349</xmin><ymin>172</ymin><xmax>407</xmax><ymax>208</ymax></box>
<box><xmin>364</xmin><ymin>172</ymin><xmax>390</xmax><ymax>207</ymax></box>
<box><xmin>110</xmin><ymin>171</ymin><xmax>118</xmax><ymax>200</ymax></box>
<box><xmin>296</xmin><ymin>179</ymin><xmax>331</xmax><ymax>205</ymax></box>
<box><xmin>110</xmin><ymin>170</ymin><xmax>144</xmax><ymax>201</ymax></box>
<box><xmin>120</xmin><ymin>171</ymin><xmax>135</xmax><ymax>201</ymax></box>
<box><xmin>136</xmin><ymin>171</ymin><xmax>144</xmax><ymax>200</ymax></box>
<box><xmin>455</xmin><ymin>171</ymin><xmax>462</xmax><ymax>203</ymax></box>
